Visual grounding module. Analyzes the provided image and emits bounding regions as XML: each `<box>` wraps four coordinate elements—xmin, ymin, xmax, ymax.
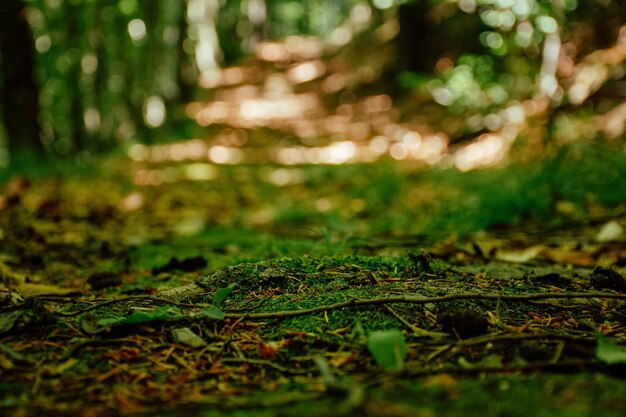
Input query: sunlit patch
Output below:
<box><xmin>501</xmin><ymin>103</ymin><xmax>526</xmax><ymax>125</ymax></box>
<box><xmin>458</xmin><ymin>0</ymin><xmax>477</xmax><ymax>14</ymax></box>
<box><xmin>208</xmin><ymin>146</ymin><xmax>242</xmax><ymax>164</ymax></box>
<box><xmin>83</xmin><ymin>108</ymin><xmax>101</xmax><ymax>133</ymax></box>
<box><xmin>249</xmin><ymin>209</ymin><xmax>274</xmax><ymax>225</ymax></box>
<box><xmin>237</xmin><ymin>94</ymin><xmax>319</xmax><ymax>126</ymax></box>
<box><xmin>150</xmin><ymin>145</ymin><xmax>169</xmax><ymax>163</ymax></box>
<box><xmin>184</xmin><ymin>163</ymin><xmax>217</xmax><ymax>181</ymax></box>
<box><xmin>415</xmin><ymin>135</ymin><xmax>448</xmax><ymax>164</ymax></box>
<box><xmin>292</xmin><ymin>121</ymin><xmax>319</xmax><ymax>139</ymax></box>
<box><xmin>196</xmin><ymin>101</ymin><xmax>230</xmax><ymax>126</ymax></box>
<box><xmin>349</xmin><ymin>122</ymin><xmax>370</xmax><ymax>140</ymax></box>
<box><xmin>127</xmin><ymin>144</ymin><xmax>148</xmax><ymax>162</ymax></box>
<box><xmin>315</xmin><ymin>197</ymin><xmax>332</xmax><ymax>212</ymax></box>
<box><xmin>287</xmin><ymin>60</ymin><xmax>326</xmax><ymax>84</ymax></box>
<box><xmin>185</xmin><ymin>102</ymin><xmax>203</xmax><ymax>118</ymax></box>
<box><xmin>119</xmin><ymin>192</ymin><xmax>144</xmax><ymax>211</ymax></box>
<box><xmin>325</xmin><ymin>115</ymin><xmax>350</xmax><ymax>134</ymax></box>
<box><xmin>266</xmin><ymin>168</ymin><xmax>304</xmax><ymax>186</ymax></box>
<box><xmin>256</xmin><ymin>42</ymin><xmax>290</xmax><ymax>62</ymax></box>
<box><xmin>221</xmin><ymin>67</ymin><xmax>245</xmax><ymax>85</ymax></box>
<box><xmin>324</xmin><ymin>141</ymin><xmax>357</xmax><ymax>164</ymax></box>
<box><xmin>198</xmin><ymin>70</ymin><xmax>222</xmax><ymax>88</ymax></box>
<box><xmin>322</xmin><ymin>73</ymin><xmax>346</xmax><ymax>93</ymax></box>
<box><xmin>566</xmin><ymin>31</ymin><xmax>626</xmax><ymax>105</ymax></box>
<box><xmin>362</xmin><ymin>95</ymin><xmax>392</xmax><ymax>113</ymax></box>
<box><xmin>81</xmin><ymin>53</ymin><xmax>98</xmax><ymax>75</ymax></box>
<box><xmin>599</xmin><ymin>102</ymin><xmax>626</xmax><ymax>139</ymax></box>
<box><xmin>275</xmin><ymin>147</ymin><xmax>305</xmax><ymax>165</ymax></box>
<box><xmin>133</xmin><ymin>169</ymin><xmax>165</xmax><ymax>186</ymax></box>
<box><xmin>144</xmin><ymin>96</ymin><xmax>166</xmax><ymax>128</ymax></box>
<box><xmin>372</xmin><ymin>0</ymin><xmax>393</xmax><ymax>10</ymax></box>
<box><xmin>369</xmin><ymin>136</ymin><xmax>390</xmax><ymax>155</ymax></box>
<box><xmin>186</xmin><ymin>139</ymin><xmax>208</xmax><ymax>159</ymax></box>
<box><xmin>35</xmin><ymin>34</ymin><xmax>52</xmax><ymax>53</ymax></box>
<box><xmin>567</xmin><ymin>66</ymin><xmax>608</xmax><ymax>105</ymax></box>
<box><xmin>168</xmin><ymin>143</ymin><xmax>187</xmax><ymax>161</ymax></box>
<box><xmin>255</xmin><ymin>36</ymin><xmax>323</xmax><ymax>63</ymax></box>
<box><xmin>356</xmin><ymin>65</ymin><xmax>376</xmax><ymax>83</ymax></box>
<box><xmin>328</xmin><ymin>27</ymin><xmax>353</xmax><ymax>46</ymax></box>
<box><xmin>284</xmin><ymin>36</ymin><xmax>324</xmax><ymax>60</ymax></box>
<box><xmin>453</xmin><ymin>134</ymin><xmax>509</xmax><ymax>171</ymax></box>
<box><xmin>128</xmin><ymin>19</ymin><xmax>147</xmax><ymax>42</ymax></box>
<box><xmin>483</xmin><ymin>113</ymin><xmax>503</xmax><ymax>131</ymax></box>
<box><xmin>350</xmin><ymin>3</ymin><xmax>372</xmax><ymax>24</ymax></box>
<box><xmin>390</xmin><ymin>143</ymin><xmax>408</xmax><ymax>160</ymax></box>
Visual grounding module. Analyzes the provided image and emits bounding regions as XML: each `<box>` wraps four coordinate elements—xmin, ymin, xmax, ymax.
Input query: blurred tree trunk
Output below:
<box><xmin>0</xmin><ymin>0</ymin><xmax>45</xmax><ymax>158</ymax></box>
<box><xmin>395</xmin><ymin>2</ymin><xmax>484</xmax><ymax>74</ymax></box>
<box><xmin>67</xmin><ymin>2</ymin><xmax>86</xmax><ymax>153</ymax></box>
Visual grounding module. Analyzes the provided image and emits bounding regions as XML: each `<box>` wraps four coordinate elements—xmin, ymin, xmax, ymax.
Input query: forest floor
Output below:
<box><xmin>3</xmin><ymin>35</ymin><xmax>626</xmax><ymax>417</ymax></box>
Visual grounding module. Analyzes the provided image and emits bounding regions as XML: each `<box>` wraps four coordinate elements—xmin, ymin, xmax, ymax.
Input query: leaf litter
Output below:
<box><xmin>2</xmin><ymin>171</ymin><xmax>626</xmax><ymax>417</ymax></box>
<box><xmin>3</xmin><ymin>37</ymin><xmax>626</xmax><ymax>417</ymax></box>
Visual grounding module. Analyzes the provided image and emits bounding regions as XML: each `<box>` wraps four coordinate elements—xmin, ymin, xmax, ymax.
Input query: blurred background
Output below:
<box><xmin>1</xmin><ymin>0</ymin><xmax>624</xmax><ymax>165</ymax></box>
<box><xmin>1</xmin><ymin>0</ymin><xmax>626</xmax><ymax>236</ymax></box>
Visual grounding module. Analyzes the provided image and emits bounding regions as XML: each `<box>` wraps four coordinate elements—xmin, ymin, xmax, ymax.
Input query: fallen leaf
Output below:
<box><xmin>596</xmin><ymin>220</ymin><xmax>625</xmax><ymax>243</ymax></box>
<box><xmin>496</xmin><ymin>245</ymin><xmax>544</xmax><ymax>263</ymax></box>
<box><xmin>367</xmin><ymin>329</ymin><xmax>407</xmax><ymax>372</ymax></box>
<box><xmin>15</xmin><ymin>283</ymin><xmax>79</xmax><ymax>298</ymax></box>
<box><xmin>172</xmin><ymin>327</ymin><xmax>207</xmax><ymax>348</ymax></box>
<box><xmin>41</xmin><ymin>358</ymin><xmax>79</xmax><ymax>376</ymax></box>
<box><xmin>195</xmin><ymin>305</ymin><xmax>225</xmax><ymax>320</ymax></box>
<box><xmin>596</xmin><ymin>334</ymin><xmax>626</xmax><ymax>365</ymax></box>
<box><xmin>97</xmin><ymin>306</ymin><xmax>183</xmax><ymax>327</ymax></box>
<box><xmin>119</xmin><ymin>192</ymin><xmax>144</xmax><ymax>211</ymax></box>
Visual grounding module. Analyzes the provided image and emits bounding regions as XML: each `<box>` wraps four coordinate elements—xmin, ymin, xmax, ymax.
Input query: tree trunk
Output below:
<box><xmin>395</xmin><ymin>2</ymin><xmax>485</xmax><ymax>74</ymax></box>
<box><xmin>0</xmin><ymin>0</ymin><xmax>45</xmax><ymax>159</ymax></box>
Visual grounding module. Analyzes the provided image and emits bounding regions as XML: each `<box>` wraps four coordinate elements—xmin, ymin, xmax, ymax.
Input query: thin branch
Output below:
<box><xmin>44</xmin><ymin>291</ymin><xmax>626</xmax><ymax>321</ymax></box>
<box><xmin>366</xmin><ymin>358</ymin><xmax>604</xmax><ymax>388</ymax></box>
<box><xmin>224</xmin><ymin>292</ymin><xmax>626</xmax><ymax>320</ymax></box>
<box><xmin>221</xmin><ymin>358</ymin><xmax>312</xmax><ymax>375</ymax></box>
<box><xmin>49</xmin><ymin>295</ymin><xmax>208</xmax><ymax>317</ymax></box>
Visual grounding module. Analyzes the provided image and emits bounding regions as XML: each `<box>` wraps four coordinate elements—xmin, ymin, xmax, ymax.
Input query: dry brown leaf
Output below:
<box><xmin>596</xmin><ymin>220</ymin><xmax>625</xmax><ymax>243</ymax></box>
<box><xmin>15</xmin><ymin>283</ymin><xmax>80</xmax><ymax>298</ymax></box>
<box><xmin>496</xmin><ymin>245</ymin><xmax>545</xmax><ymax>263</ymax></box>
<box><xmin>542</xmin><ymin>247</ymin><xmax>596</xmax><ymax>266</ymax></box>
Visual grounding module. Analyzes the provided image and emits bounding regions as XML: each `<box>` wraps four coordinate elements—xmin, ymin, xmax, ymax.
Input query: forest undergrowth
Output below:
<box><xmin>2</xmin><ymin>151</ymin><xmax>626</xmax><ymax>416</ymax></box>
<box><xmin>3</xmin><ymin>30</ymin><xmax>626</xmax><ymax>417</ymax></box>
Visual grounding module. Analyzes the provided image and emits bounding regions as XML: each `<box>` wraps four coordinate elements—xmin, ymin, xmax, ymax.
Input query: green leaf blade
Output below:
<box><xmin>596</xmin><ymin>335</ymin><xmax>626</xmax><ymax>365</ymax></box>
<box><xmin>367</xmin><ymin>329</ymin><xmax>407</xmax><ymax>372</ymax></box>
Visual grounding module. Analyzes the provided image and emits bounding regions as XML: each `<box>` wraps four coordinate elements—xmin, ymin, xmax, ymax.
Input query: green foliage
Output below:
<box><xmin>213</xmin><ymin>284</ymin><xmax>236</xmax><ymax>308</ymax></box>
<box><xmin>596</xmin><ymin>335</ymin><xmax>626</xmax><ymax>365</ymax></box>
<box><xmin>195</xmin><ymin>305</ymin><xmax>226</xmax><ymax>320</ymax></box>
<box><xmin>97</xmin><ymin>306</ymin><xmax>183</xmax><ymax>327</ymax></box>
<box><xmin>548</xmin><ymin>143</ymin><xmax>626</xmax><ymax>207</ymax></box>
<box><xmin>366</xmin><ymin>329</ymin><xmax>407</xmax><ymax>371</ymax></box>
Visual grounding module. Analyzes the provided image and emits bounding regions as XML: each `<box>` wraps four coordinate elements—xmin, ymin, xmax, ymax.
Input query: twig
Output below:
<box><xmin>42</xmin><ymin>291</ymin><xmax>626</xmax><ymax>321</ymax></box>
<box><xmin>314</xmin><ymin>356</ymin><xmax>365</xmax><ymax>415</ymax></box>
<box><xmin>47</xmin><ymin>295</ymin><xmax>208</xmax><ymax>317</ymax></box>
<box><xmin>456</xmin><ymin>332</ymin><xmax>596</xmax><ymax>347</ymax></box>
<box><xmin>224</xmin><ymin>292</ymin><xmax>626</xmax><ymax>320</ymax></box>
<box><xmin>367</xmin><ymin>359</ymin><xmax>604</xmax><ymax>387</ymax></box>
<box><xmin>221</xmin><ymin>357</ymin><xmax>312</xmax><ymax>375</ymax></box>
<box><xmin>384</xmin><ymin>305</ymin><xmax>445</xmax><ymax>338</ymax></box>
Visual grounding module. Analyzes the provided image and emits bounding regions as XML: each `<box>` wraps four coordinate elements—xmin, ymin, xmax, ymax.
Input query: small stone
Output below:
<box><xmin>596</xmin><ymin>220</ymin><xmax>625</xmax><ymax>243</ymax></box>
<box><xmin>589</xmin><ymin>267</ymin><xmax>626</xmax><ymax>292</ymax></box>
<box><xmin>437</xmin><ymin>308</ymin><xmax>489</xmax><ymax>339</ymax></box>
<box><xmin>87</xmin><ymin>271</ymin><xmax>122</xmax><ymax>290</ymax></box>
<box><xmin>172</xmin><ymin>327</ymin><xmax>206</xmax><ymax>348</ymax></box>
